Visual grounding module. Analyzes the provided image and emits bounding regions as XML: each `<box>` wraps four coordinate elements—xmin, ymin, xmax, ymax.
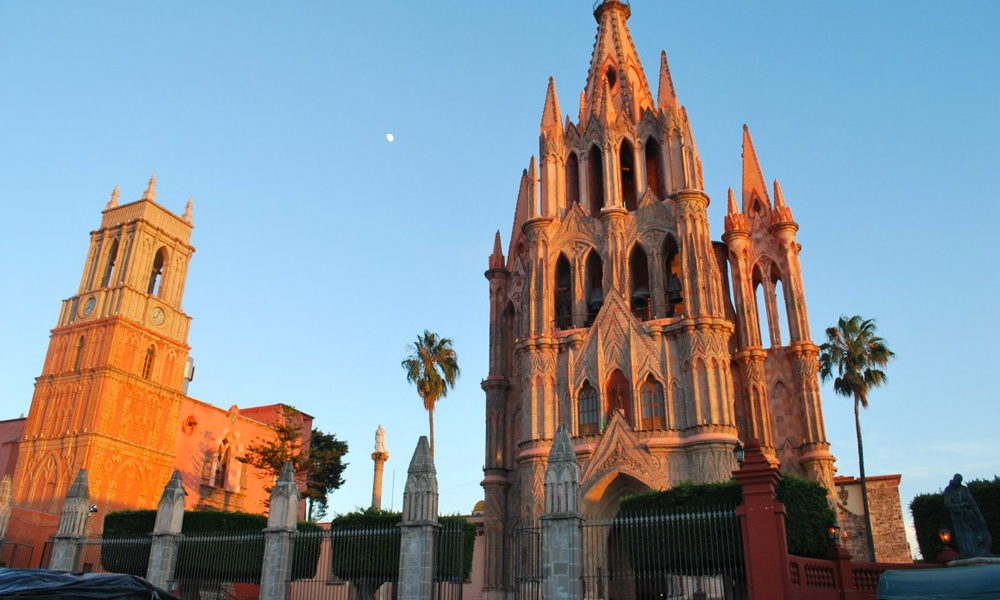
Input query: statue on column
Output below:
<box><xmin>375</xmin><ymin>424</ymin><xmax>387</xmax><ymax>454</ymax></box>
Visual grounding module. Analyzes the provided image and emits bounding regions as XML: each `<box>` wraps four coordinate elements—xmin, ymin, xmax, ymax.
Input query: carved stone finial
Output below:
<box><xmin>266</xmin><ymin>462</ymin><xmax>300</xmax><ymax>530</ymax></box>
<box><xmin>488</xmin><ymin>231</ymin><xmax>506</xmax><ymax>270</ymax></box>
<box><xmin>106</xmin><ymin>185</ymin><xmax>120</xmax><ymax>209</ymax></box>
<box><xmin>142</xmin><ymin>173</ymin><xmax>157</xmax><ymax>202</ymax></box>
<box><xmin>57</xmin><ymin>469</ymin><xmax>91</xmax><ymax>537</ymax></box>
<box><xmin>727</xmin><ymin>188</ymin><xmax>738</xmax><ymax>214</ymax></box>
<box><xmin>183</xmin><ymin>196</ymin><xmax>193</xmax><ymax>224</ymax></box>
<box><xmin>544</xmin><ymin>425</ymin><xmax>581</xmax><ymax>515</ymax></box>
<box><xmin>401</xmin><ymin>436</ymin><xmax>438</xmax><ymax>523</ymax></box>
<box><xmin>771</xmin><ymin>179</ymin><xmax>794</xmax><ymax>224</ymax></box>
<box><xmin>153</xmin><ymin>470</ymin><xmax>187</xmax><ymax>535</ymax></box>
<box><xmin>724</xmin><ymin>187</ymin><xmax>747</xmax><ymax>232</ymax></box>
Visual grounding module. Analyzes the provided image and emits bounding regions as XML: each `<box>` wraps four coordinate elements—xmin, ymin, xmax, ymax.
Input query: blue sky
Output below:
<box><xmin>2</xmin><ymin>2</ymin><xmax>998</xmax><ymax>555</ymax></box>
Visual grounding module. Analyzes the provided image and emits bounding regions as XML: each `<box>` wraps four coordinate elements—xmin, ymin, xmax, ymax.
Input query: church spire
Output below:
<box><xmin>488</xmin><ymin>231</ymin><xmax>505</xmax><ymax>270</ymax></box>
<box><xmin>540</xmin><ymin>77</ymin><xmax>562</xmax><ymax>134</ymax></box>
<box><xmin>581</xmin><ymin>0</ymin><xmax>654</xmax><ymax>121</ymax></box>
<box><xmin>657</xmin><ymin>51</ymin><xmax>680</xmax><ymax>113</ymax></box>
<box><xmin>142</xmin><ymin>173</ymin><xmax>157</xmax><ymax>203</ymax></box>
<box><xmin>741</xmin><ymin>125</ymin><xmax>770</xmax><ymax>213</ymax></box>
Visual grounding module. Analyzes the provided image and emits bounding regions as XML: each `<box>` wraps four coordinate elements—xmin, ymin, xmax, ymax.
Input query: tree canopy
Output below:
<box><xmin>402</xmin><ymin>330</ymin><xmax>460</xmax><ymax>457</ymax></box>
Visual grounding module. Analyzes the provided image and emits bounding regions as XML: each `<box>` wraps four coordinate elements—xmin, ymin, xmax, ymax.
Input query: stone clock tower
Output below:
<box><xmin>11</xmin><ymin>176</ymin><xmax>196</xmax><ymax>527</ymax></box>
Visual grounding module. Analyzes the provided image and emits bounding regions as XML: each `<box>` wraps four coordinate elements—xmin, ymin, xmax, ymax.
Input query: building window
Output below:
<box><xmin>629</xmin><ymin>244</ymin><xmax>650</xmax><ymax>321</ymax></box>
<box><xmin>640</xmin><ymin>376</ymin><xmax>666</xmax><ymax>430</ymax></box>
<box><xmin>566</xmin><ymin>152</ymin><xmax>580</xmax><ymax>207</ymax></box>
<box><xmin>578</xmin><ymin>382</ymin><xmax>599</xmax><ymax>436</ymax></box>
<box><xmin>147</xmin><ymin>247</ymin><xmax>167</xmax><ymax>296</ymax></box>
<box><xmin>620</xmin><ymin>139</ymin><xmax>637</xmax><ymax>211</ymax></box>
<box><xmin>142</xmin><ymin>345</ymin><xmax>156</xmax><ymax>379</ymax></box>
<box><xmin>101</xmin><ymin>238</ymin><xmax>119</xmax><ymax>288</ymax></box>
<box><xmin>554</xmin><ymin>254</ymin><xmax>573</xmax><ymax>330</ymax></box>
<box><xmin>73</xmin><ymin>336</ymin><xmax>86</xmax><ymax>371</ymax></box>
<box><xmin>584</xmin><ymin>251</ymin><xmax>604</xmax><ymax>327</ymax></box>
<box><xmin>588</xmin><ymin>145</ymin><xmax>604</xmax><ymax>217</ymax></box>
<box><xmin>663</xmin><ymin>235</ymin><xmax>683</xmax><ymax>317</ymax></box>
<box><xmin>645</xmin><ymin>137</ymin><xmax>665</xmax><ymax>199</ymax></box>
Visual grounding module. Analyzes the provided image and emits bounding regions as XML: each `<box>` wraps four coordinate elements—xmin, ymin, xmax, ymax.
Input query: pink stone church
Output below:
<box><xmin>479</xmin><ymin>0</ymin><xmax>908</xmax><ymax>592</ymax></box>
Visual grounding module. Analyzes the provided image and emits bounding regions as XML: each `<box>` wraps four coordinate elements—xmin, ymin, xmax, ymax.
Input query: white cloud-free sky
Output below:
<box><xmin>2</xmin><ymin>2</ymin><xmax>998</xmax><ymax>553</ymax></box>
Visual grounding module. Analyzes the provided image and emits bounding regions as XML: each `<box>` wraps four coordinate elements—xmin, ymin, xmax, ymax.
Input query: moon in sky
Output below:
<box><xmin>386</xmin><ymin>133</ymin><xmax>394</xmax><ymax>142</ymax></box>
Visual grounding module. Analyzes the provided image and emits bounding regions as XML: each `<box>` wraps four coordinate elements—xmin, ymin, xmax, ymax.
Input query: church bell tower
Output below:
<box><xmin>12</xmin><ymin>176</ymin><xmax>196</xmax><ymax>525</ymax></box>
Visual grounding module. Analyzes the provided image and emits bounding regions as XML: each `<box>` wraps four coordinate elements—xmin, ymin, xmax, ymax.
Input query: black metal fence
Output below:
<box><xmin>515</xmin><ymin>507</ymin><xmax>747</xmax><ymax>600</ymax></box>
<box><xmin>289</xmin><ymin>522</ymin><xmax>466</xmax><ymax>600</ymax></box>
<box><xmin>173</xmin><ymin>531</ymin><xmax>265</xmax><ymax>600</ymax></box>
<box><xmin>0</xmin><ymin>539</ymin><xmax>34</xmax><ymax>568</ymax></box>
<box><xmin>77</xmin><ymin>534</ymin><xmax>152</xmax><ymax>575</ymax></box>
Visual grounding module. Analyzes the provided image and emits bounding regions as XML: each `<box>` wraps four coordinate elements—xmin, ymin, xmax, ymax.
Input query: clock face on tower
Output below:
<box><xmin>82</xmin><ymin>297</ymin><xmax>96</xmax><ymax>316</ymax></box>
<box><xmin>150</xmin><ymin>307</ymin><xmax>165</xmax><ymax>326</ymax></box>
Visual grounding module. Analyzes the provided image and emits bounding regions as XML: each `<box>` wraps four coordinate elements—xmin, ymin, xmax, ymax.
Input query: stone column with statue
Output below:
<box><xmin>371</xmin><ymin>425</ymin><xmax>389</xmax><ymax>510</ymax></box>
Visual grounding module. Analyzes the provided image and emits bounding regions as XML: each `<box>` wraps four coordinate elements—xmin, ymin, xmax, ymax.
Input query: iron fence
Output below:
<box><xmin>0</xmin><ymin>539</ymin><xmax>34</xmax><ymax>568</ymax></box>
<box><xmin>515</xmin><ymin>507</ymin><xmax>747</xmax><ymax>600</ymax></box>
<box><xmin>172</xmin><ymin>531</ymin><xmax>265</xmax><ymax>600</ymax></box>
<box><xmin>75</xmin><ymin>534</ymin><xmax>151</xmax><ymax>575</ymax></box>
<box><xmin>289</xmin><ymin>521</ymin><xmax>466</xmax><ymax>600</ymax></box>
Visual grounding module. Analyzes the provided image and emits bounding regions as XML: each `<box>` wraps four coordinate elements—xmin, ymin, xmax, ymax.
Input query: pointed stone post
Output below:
<box><xmin>397</xmin><ymin>437</ymin><xmax>439</xmax><ymax>600</ymax></box>
<box><xmin>260</xmin><ymin>463</ymin><xmax>299</xmax><ymax>600</ymax></box>
<box><xmin>50</xmin><ymin>469</ymin><xmax>91</xmax><ymax>571</ymax></box>
<box><xmin>0</xmin><ymin>475</ymin><xmax>12</xmax><ymax>541</ymax></box>
<box><xmin>542</xmin><ymin>425</ymin><xmax>583</xmax><ymax>600</ymax></box>
<box><xmin>146</xmin><ymin>471</ymin><xmax>186</xmax><ymax>590</ymax></box>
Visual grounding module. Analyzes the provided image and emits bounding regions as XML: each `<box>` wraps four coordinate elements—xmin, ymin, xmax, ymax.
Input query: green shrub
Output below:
<box><xmin>101</xmin><ymin>509</ymin><xmax>322</xmax><ymax>581</ymax></box>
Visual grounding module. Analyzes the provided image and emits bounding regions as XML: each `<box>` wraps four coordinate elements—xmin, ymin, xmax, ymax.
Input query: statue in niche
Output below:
<box><xmin>943</xmin><ymin>473</ymin><xmax>992</xmax><ymax>557</ymax></box>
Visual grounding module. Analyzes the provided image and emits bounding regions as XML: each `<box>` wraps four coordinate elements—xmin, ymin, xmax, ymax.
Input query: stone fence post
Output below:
<box><xmin>260</xmin><ymin>462</ymin><xmax>300</xmax><ymax>600</ymax></box>
<box><xmin>542</xmin><ymin>424</ymin><xmax>583</xmax><ymax>600</ymax></box>
<box><xmin>397</xmin><ymin>436</ymin><xmax>439</xmax><ymax>600</ymax></box>
<box><xmin>0</xmin><ymin>475</ymin><xmax>12</xmax><ymax>541</ymax></box>
<box><xmin>146</xmin><ymin>471</ymin><xmax>186</xmax><ymax>590</ymax></box>
<box><xmin>733</xmin><ymin>440</ymin><xmax>791</xmax><ymax>600</ymax></box>
<box><xmin>50</xmin><ymin>469</ymin><xmax>91</xmax><ymax>571</ymax></box>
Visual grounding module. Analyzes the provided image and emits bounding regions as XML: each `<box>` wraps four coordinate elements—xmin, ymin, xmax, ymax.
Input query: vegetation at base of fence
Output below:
<box><xmin>438</xmin><ymin>515</ymin><xmax>476</xmax><ymax>581</ymax></box>
<box><xmin>100</xmin><ymin>508</ymin><xmax>323</xmax><ymax>580</ymax></box>
<box><xmin>910</xmin><ymin>476</ymin><xmax>1000</xmax><ymax>560</ymax></box>
<box><xmin>620</xmin><ymin>475</ymin><xmax>836</xmax><ymax>558</ymax></box>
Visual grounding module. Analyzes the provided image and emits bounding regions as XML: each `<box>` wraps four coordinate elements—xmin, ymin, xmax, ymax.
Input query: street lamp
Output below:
<box><xmin>733</xmin><ymin>441</ymin><xmax>746</xmax><ymax>466</ymax></box>
<box><xmin>827</xmin><ymin>523</ymin><xmax>841</xmax><ymax>546</ymax></box>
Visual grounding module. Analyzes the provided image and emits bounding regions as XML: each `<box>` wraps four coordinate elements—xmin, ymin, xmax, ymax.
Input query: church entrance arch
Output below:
<box><xmin>605</xmin><ymin>369</ymin><xmax>633</xmax><ymax>427</ymax></box>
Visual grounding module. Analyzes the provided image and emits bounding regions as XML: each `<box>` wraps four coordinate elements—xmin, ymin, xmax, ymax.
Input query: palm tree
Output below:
<box><xmin>819</xmin><ymin>315</ymin><xmax>895</xmax><ymax>562</ymax></box>
<box><xmin>402</xmin><ymin>330</ymin><xmax>460</xmax><ymax>458</ymax></box>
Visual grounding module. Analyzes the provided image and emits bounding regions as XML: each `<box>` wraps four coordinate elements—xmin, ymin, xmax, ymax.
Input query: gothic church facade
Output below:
<box><xmin>482</xmin><ymin>1</ymin><xmax>838</xmax><ymax>592</ymax></box>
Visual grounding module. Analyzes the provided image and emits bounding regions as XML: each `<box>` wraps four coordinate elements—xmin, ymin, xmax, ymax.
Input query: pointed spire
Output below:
<box><xmin>142</xmin><ymin>173</ymin><xmax>157</xmax><ymax>203</ymax></box>
<box><xmin>489</xmin><ymin>231</ymin><xmax>505</xmax><ymax>270</ymax></box>
<box><xmin>527</xmin><ymin>156</ymin><xmax>539</xmax><ymax>218</ymax></box>
<box><xmin>772</xmin><ymin>179</ymin><xmax>795</xmax><ymax>223</ymax></box>
<box><xmin>541</xmin><ymin>77</ymin><xmax>563</xmax><ymax>132</ymax></box>
<box><xmin>581</xmin><ymin>0</ymin><xmax>653</xmax><ymax>120</ymax></box>
<box><xmin>724</xmin><ymin>187</ymin><xmax>747</xmax><ymax>233</ymax></box>
<box><xmin>106</xmin><ymin>185</ymin><xmax>120</xmax><ymax>209</ymax></box>
<box><xmin>544</xmin><ymin>424</ymin><xmax>581</xmax><ymax>515</ymax></box>
<box><xmin>401</xmin><ymin>436</ymin><xmax>438</xmax><ymax>523</ymax></box>
<box><xmin>183</xmin><ymin>196</ymin><xmax>193</xmax><ymax>224</ymax></box>
<box><xmin>266</xmin><ymin>462</ymin><xmax>301</xmax><ymax>529</ymax></box>
<box><xmin>741</xmin><ymin>125</ymin><xmax>770</xmax><ymax>212</ymax></box>
<box><xmin>579</xmin><ymin>91</ymin><xmax>586</xmax><ymax>124</ymax></box>
<box><xmin>657</xmin><ymin>51</ymin><xmax>680</xmax><ymax>113</ymax></box>
<box><xmin>598</xmin><ymin>77</ymin><xmax>616</xmax><ymax>124</ymax></box>
<box><xmin>153</xmin><ymin>470</ymin><xmax>187</xmax><ymax>535</ymax></box>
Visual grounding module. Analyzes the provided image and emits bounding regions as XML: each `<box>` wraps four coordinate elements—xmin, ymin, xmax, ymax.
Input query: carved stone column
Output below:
<box><xmin>146</xmin><ymin>470</ymin><xmax>186</xmax><ymax>590</ymax></box>
<box><xmin>50</xmin><ymin>469</ymin><xmax>90</xmax><ymax>572</ymax></box>
<box><xmin>542</xmin><ymin>425</ymin><xmax>582</xmax><ymax>600</ymax></box>
<box><xmin>398</xmin><ymin>437</ymin><xmax>440</xmax><ymax>600</ymax></box>
<box><xmin>260</xmin><ymin>463</ymin><xmax>299</xmax><ymax>600</ymax></box>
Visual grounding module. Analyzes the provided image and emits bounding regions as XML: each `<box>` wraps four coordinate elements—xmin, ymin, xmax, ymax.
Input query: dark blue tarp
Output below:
<box><xmin>878</xmin><ymin>565</ymin><xmax>1000</xmax><ymax>599</ymax></box>
<box><xmin>0</xmin><ymin>568</ymin><xmax>182</xmax><ymax>599</ymax></box>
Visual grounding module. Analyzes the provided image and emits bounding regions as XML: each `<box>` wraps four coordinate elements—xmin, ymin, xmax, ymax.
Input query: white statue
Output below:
<box><xmin>375</xmin><ymin>424</ymin><xmax>387</xmax><ymax>454</ymax></box>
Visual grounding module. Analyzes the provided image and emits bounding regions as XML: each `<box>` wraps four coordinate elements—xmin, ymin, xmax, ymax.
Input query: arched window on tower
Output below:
<box><xmin>142</xmin><ymin>345</ymin><xmax>156</xmax><ymax>380</ymax></box>
<box><xmin>578</xmin><ymin>381</ymin><xmax>599</xmax><ymax>436</ymax></box>
<box><xmin>629</xmin><ymin>244</ymin><xmax>650</xmax><ymax>321</ymax></box>
<box><xmin>645</xmin><ymin>137</ymin><xmax>665</xmax><ymax>199</ymax></box>
<box><xmin>584</xmin><ymin>251</ymin><xmax>604</xmax><ymax>327</ymax></box>
<box><xmin>588</xmin><ymin>145</ymin><xmax>604</xmax><ymax>217</ymax></box>
<box><xmin>502</xmin><ymin>301</ymin><xmax>516</xmax><ymax>377</ymax></box>
<box><xmin>100</xmin><ymin>238</ymin><xmax>120</xmax><ymax>288</ymax></box>
<box><xmin>554</xmin><ymin>254</ymin><xmax>573</xmax><ymax>330</ymax></box>
<box><xmin>663</xmin><ymin>235</ymin><xmax>684</xmax><ymax>317</ymax></box>
<box><xmin>566</xmin><ymin>152</ymin><xmax>580</xmax><ymax>208</ymax></box>
<box><xmin>772</xmin><ymin>264</ymin><xmax>790</xmax><ymax>346</ymax></box>
<box><xmin>620</xmin><ymin>139</ymin><xmax>637</xmax><ymax>211</ymax></box>
<box><xmin>753</xmin><ymin>275</ymin><xmax>772</xmax><ymax>348</ymax></box>
<box><xmin>639</xmin><ymin>376</ymin><xmax>666</xmax><ymax>430</ymax></box>
<box><xmin>73</xmin><ymin>336</ymin><xmax>85</xmax><ymax>372</ymax></box>
<box><xmin>147</xmin><ymin>247</ymin><xmax>167</xmax><ymax>296</ymax></box>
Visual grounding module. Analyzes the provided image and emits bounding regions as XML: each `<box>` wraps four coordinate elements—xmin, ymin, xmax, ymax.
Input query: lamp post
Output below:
<box><xmin>935</xmin><ymin>528</ymin><xmax>959</xmax><ymax>564</ymax></box>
